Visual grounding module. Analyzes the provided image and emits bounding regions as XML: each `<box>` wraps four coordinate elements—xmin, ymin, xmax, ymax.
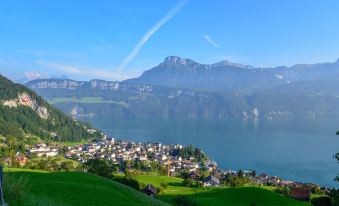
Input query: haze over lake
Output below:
<box><xmin>81</xmin><ymin>116</ymin><xmax>339</xmax><ymax>187</ymax></box>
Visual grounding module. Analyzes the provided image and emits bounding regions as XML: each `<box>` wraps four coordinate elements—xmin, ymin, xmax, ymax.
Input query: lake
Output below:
<box><xmin>80</xmin><ymin>116</ymin><xmax>339</xmax><ymax>187</ymax></box>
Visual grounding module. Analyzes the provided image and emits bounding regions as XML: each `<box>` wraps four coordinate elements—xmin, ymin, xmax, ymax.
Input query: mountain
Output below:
<box><xmin>0</xmin><ymin>74</ymin><xmax>102</xmax><ymax>141</ymax></box>
<box><xmin>26</xmin><ymin>78</ymin><xmax>339</xmax><ymax>120</ymax></box>
<box><xmin>127</xmin><ymin>56</ymin><xmax>339</xmax><ymax>93</ymax></box>
<box><xmin>26</xmin><ymin>78</ymin><xmax>250</xmax><ymax>118</ymax></box>
<box><xmin>25</xmin><ymin>56</ymin><xmax>339</xmax><ymax>119</ymax></box>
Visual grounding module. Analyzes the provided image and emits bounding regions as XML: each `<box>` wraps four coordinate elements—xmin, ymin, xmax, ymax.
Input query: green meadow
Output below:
<box><xmin>136</xmin><ymin>175</ymin><xmax>311</xmax><ymax>206</ymax></box>
<box><xmin>4</xmin><ymin>168</ymin><xmax>169</xmax><ymax>206</ymax></box>
<box><xmin>4</xmin><ymin>168</ymin><xmax>311</xmax><ymax>206</ymax></box>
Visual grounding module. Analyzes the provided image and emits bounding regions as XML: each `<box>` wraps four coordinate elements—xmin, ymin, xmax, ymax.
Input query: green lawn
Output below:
<box><xmin>4</xmin><ymin>168</ymin><xmax>170</xmax><ymax>206</ymax></box>
<box><xmin>136</xmin><ymin>175</ymin><xmax>312</xmax><ymax>206</ymax></box>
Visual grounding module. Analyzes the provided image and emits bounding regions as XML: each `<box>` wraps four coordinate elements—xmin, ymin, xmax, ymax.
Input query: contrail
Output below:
<box><xmin>203</xmin><ymin>34</ymin><xmax>220</xmax><ymax>48</ymax></box>
<box><xmin>116</xmin><ymin>0</ymin><xmax>189</xmax><ymax>71</ymax></box>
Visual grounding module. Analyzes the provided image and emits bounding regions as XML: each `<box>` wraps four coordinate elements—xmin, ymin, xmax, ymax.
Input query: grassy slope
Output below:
<box><xmin>136</xmin><ymin>175</ymin><xmax>312</xmax><ymax>206</ymax></box>
<box><xmin>4</xmin><ymin>168</ymin><xmax>170</xmax><ymax>206</ymax></box>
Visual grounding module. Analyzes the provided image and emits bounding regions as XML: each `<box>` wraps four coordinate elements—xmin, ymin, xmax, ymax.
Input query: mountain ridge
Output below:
<box><xmin>126</xmin><ymin>56</ymin><xmax>339</xmax><ymax>93</ymax></box>
<box><xmin>24</xmin><ymin>56</ymin><xmax>339</xmax><ymax>119</ymax></box>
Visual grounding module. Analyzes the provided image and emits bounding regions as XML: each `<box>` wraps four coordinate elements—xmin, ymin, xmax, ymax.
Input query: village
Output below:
<box><xmin>19</xmin><ymin>134</ymin><xmax>329</xmax><ymax>201</ymax></box>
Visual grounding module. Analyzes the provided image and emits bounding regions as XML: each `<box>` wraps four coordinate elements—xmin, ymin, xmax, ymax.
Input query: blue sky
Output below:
<box><xmin>1</xmin><ymin>0</ymin><xmax>339</xmax><ymax>81</ymax></box>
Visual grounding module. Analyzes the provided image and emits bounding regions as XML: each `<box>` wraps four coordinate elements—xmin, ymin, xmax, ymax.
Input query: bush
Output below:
<box><xmin>86</xmin><ymin>159</ymin><xmax>113</xmax><ymax>178</ymax></box>
<box><xmin>311</xmin><ymin>196</ymin><xmax>332</xmax><ymax>206</ymax></box>
<box><xmin>139</xmin><ymin>182</ymin><xmax>146</xmax><ymax>190</ymax></box>
<box><xmin>156</xmin><ymin>186</ymin><xmax>163</xmax><ymax>194</ymax></box>
<box><xmin>117</xmin><ymin>177</ymin><xmax>140</xmax><ymax>190</ymax></box>
<box><xmin>182</xmin><ymin>179</ymin><xmax>193</xmax><ymax>187</ymax></box>
<box><xmin>160</xmin><ymin>182</ymin><xmax>168</xmax><ymax>189</ymax></box>
<box><xmin>173</xmin><ymin>195</ymin><xmax>197</xmax><ymax>206</ymax></box>
<box><xmin>275</xmin><ymin>186</ymin><xmax>289</xmax><ymax>196</ymax></box>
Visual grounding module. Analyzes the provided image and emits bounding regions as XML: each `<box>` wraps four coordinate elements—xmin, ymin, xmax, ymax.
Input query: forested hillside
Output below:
<box><xmin>0</xmin><ymin>74</ymin><xmax>102</xmax><ymax>141</ymax></box>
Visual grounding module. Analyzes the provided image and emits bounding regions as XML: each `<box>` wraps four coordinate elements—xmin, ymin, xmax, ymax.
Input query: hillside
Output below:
<box><xmin>136</xmin><ymin>175</ymin><xmax>311</xmax><ymax>206</ymax></box>
<box><xmin>0</xmin><ymin>74</ymin><xmax>102</xmax><ymax>141</ymax></box>
<box><xmin>4</xmin><ymin>168</ymin><xmax>311</xmax><ymax>206</ymax></box>
<box><xmin>4</xmin><ymin>168</ymin><xmax>170</xmax><ymax>206</ymax></box>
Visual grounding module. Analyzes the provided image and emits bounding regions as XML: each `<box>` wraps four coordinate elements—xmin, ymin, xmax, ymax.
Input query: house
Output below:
<box><xmin>213</xmin><ymin>172</ymin><xmax>223</xmax><ymax>181</ymax></box>
<box><xmin>255</xmin><ymin>173</ymin><xmax>269</xmax><ymax>184</ymax></box>
<box><xmin>203</xmin><ymin>175</ymin><xmax>220</xmax><ymax>187</ymax></box>
<box><xmin>1</xmin><ymin>157</ymin><xmax>11</xmax><ymax>166</ymax></box>
<box><xmin>143</xmin><ymin>184</ymin><xmax>158</xmax><ymax>197</ymax></box>
<box><xmin>290</xmin><ymin>187</ymin><xmax>311</xmax><ymax>201</ymax></box>
<box><xmin>45</xmin><ymin>151</ymin><xmax>58</xmax><ymax>157</ymax></box>
<box><xmin>188</xmin><ymin>171</ymin><xmax>199</xmax><ymax>180</ymax></box>
<box><xmin>269</xmin><ymin>176</ymin><xmax>281</xmax><ymax>183</ymax></box>
<box><xmin>279</xmin><ymin>180</ymin><xmax>294</xmax><ymax>187</ymax></box>
<box><xmin>16</xmin><ymin>155</ymin><xmax>28</xmax><ymax>166</ymax></box>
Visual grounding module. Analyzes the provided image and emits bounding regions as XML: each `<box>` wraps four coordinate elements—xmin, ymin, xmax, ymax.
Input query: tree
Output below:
<box><xmin>61</xmin><ymin>161</ymin><xmax>74</xmax><ymax>171</ymax></box>
<box><xmin>311</xmin><ymin>196</ymin><xmax>331</xmax><ymax>206</ymax></box>
<box><xmin>38</xmin><ymin>159</ymin><xmax>49</xmax><ymax>170</ymax></box>
<box><xmin>86</xmin><ymin>159</ymin><xmax>113</xmax><ymax>178</ymax></box>
<box><xmin>113</xmin><ymin>165</ymin><xmax>119</xmax><ymax>174</ymax></box>
<box><xmin>3</xmin><ymin>136</ymin><xmax>17</xmax><ymax>166</ymax></box>
<box><xmin>331</xmin><ymin>189</ymin><xmax>339</xmax><ymax>206</ymax></box>
<box><xmin>182</xmin><ymin>179</ymin><xmax>193</xmax><ymax>187</ymax></box>
<box><xmin>237</xmin><ymin>169</ymin><xmax>244</xmax><ymax>177</ymax></box>
<box><xmin>124</xmin><ymin>169</ymin><xmax>135</xmax><ymax>179</ymax></box>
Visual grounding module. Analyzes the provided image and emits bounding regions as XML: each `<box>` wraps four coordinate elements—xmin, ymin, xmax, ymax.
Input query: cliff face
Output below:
<box><xmin>27</xmin><ymin>79</ymin><xmax>86</xmax><ymax>90</ymax></box>
<box><xmin>2</xmin><ymin>92</ymin><xmax>49</xmax><ymax>119</ymax></box>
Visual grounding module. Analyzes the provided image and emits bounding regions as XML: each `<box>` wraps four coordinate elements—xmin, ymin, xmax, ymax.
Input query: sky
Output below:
<box><xmin>1</xmin><ymin>0</ymin><xmax>339</xmax><ymax>81</ymax></box>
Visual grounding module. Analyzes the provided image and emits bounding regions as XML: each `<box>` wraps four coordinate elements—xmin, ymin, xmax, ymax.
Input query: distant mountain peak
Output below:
<box><xmin>162</xmin><ymin>56</ymin><xmax>198</xmax><ymax>66</ymax></box>
<box><xmin>212</xmin><ymin>60</ymin><xmax>255</xmax><ymax>69</ymax></box>
<box><xmin>161</xmin><ymin>56</ymin><xmax>255</xmax><ymax>70</ymax></box>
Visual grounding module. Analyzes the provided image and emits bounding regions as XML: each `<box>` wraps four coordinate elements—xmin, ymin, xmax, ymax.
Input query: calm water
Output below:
<box><xmin>81</xmin><ymin>116</ymin><xmax>339</xmax><ymax>187</ymax></box>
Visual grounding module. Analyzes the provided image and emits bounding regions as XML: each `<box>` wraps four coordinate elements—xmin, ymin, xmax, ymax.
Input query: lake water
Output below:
<box><xmin>80</xmin><ymin>116</ymin><xmax>339</xmax><ymax>187</ymax></box>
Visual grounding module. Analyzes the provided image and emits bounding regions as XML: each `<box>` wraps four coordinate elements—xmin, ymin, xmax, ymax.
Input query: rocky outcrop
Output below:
<box><xmin>2</xmin><ymin>92</ymin><xmax>49</xmax><ymax>119</ymax></box>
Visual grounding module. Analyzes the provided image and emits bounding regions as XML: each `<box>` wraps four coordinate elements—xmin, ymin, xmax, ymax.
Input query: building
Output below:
<box><xmin>143</xmin><ymin>184</ymin><xmax>158</xmax><ymax>197</ymax></box>
<box><xmin>290</xmin><ymin>187</ymin><xmax>311</xmax><ymax>201</ymax></box>
<box><xmin>16</xmin><ymin>155</ymin><xmax>28</xmax><ymax>166</ymax></box>
<box><xmin>203</xmin><ymin>175</ymin><xmax>220</xmax><ymax>187</ymax></box>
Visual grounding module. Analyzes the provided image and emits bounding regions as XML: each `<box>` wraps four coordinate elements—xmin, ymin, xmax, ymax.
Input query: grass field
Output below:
<box><xmin>4</xmin><ymin>169</ymin><xmax>312</xmax><ymax>206</ymax></box>
<box><xmin>4</xmin><ymin>168</ymin><xmax>169</xmax><ymax>206</ymax></box>
<box><xmin>136</xmin><ymin>175</ymin><xmax>312</xmax><ymax>206</ymax></box>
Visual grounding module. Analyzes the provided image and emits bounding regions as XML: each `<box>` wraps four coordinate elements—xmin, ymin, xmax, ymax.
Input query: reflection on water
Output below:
<box><xmin>80</xmin><ymin>116</ymin><xmax>339</xmax><ymax>187</ymax></box>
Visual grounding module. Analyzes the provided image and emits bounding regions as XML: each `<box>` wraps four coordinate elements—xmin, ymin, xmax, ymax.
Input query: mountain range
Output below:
<box><xmin>25</xmin><ymin>56</ymin><xmax>339</xmax><ymax>119</ymax></box>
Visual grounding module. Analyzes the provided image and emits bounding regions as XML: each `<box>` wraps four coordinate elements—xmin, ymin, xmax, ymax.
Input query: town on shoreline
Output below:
<box><xmin>10</xmin><ymin>132</ymin><xmax>329</xmax><ymax>201</ymax></box>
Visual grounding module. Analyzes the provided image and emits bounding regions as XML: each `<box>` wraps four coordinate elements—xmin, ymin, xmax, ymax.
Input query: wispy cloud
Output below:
<box><xmin>203</xmin><ymin>34</ymin><xmax>220</xmax><ymax>48</ymax></box>
<box><xmin>24</xmin><ymin>72</ymin><xmax>45</xmax><ymax>80</ymax></box>
<box><xmin>36</xmin><ymin>61</ymin><xmax>139</xmax><ymax>80</ymax></box>
<box><xmin>37</xmin><ymin>61</ymin><xmax>83</xmax><ymax>75</ymax></box>
<box><xmin>116</xmin><ymin>0</ymin><xmax>189</xmax><ymax>71</ymax></box>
